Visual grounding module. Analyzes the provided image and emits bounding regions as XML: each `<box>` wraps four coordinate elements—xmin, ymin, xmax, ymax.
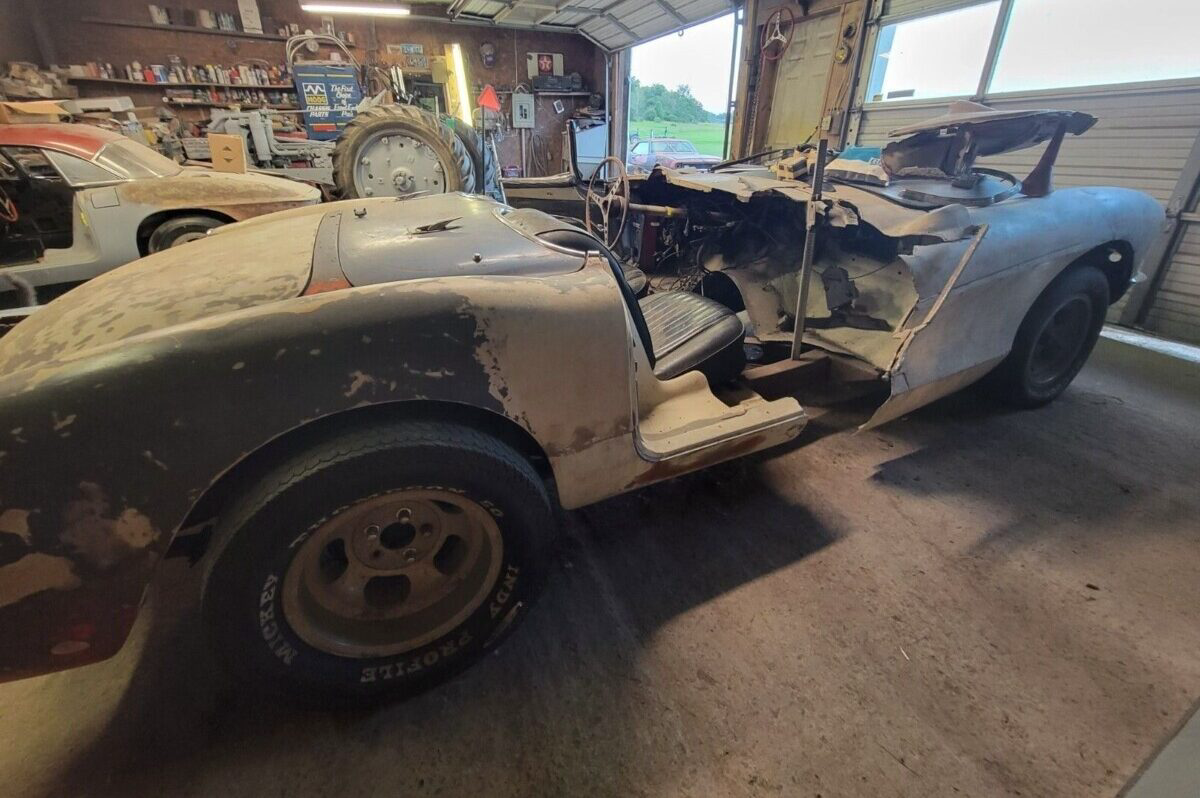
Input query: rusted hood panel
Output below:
<box><xmin>0</xmin><ymin>213</ymin><xmax>321</xmax><ymax>373</ymax></box>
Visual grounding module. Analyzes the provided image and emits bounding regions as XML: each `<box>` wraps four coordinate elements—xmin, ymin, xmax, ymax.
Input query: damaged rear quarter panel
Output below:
<box><xmin>0</xmin><ymin>260</ymin><xmax>634</xmax><ymax>680</ymax></box>
<box><xmin>864</xmin><ymin>186</ymin><xmax>1164</xmax><ymax>427</ymax></box>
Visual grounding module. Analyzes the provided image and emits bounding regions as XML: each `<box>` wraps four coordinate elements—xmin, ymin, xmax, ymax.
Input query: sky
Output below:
<box><xmin>630</xmin><ymin>13</ymin><xmax>737</xmax><ymax>113</ymax></box>
<box><xmin>870</xmin><ymin>0</ymin><xmax>1200</xmax><ymax>102</ymax></box>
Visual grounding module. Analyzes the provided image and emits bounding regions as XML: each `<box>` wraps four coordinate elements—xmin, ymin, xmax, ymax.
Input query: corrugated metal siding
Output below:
<box><xmin>1144</xmin><ymin>216</ymin><xmax>1200</xmax><ymax>343</ymax></box>
<box><xmin>880</xmin><ymin>0</ymin><xmax>972</xmax><ymax>17</ymax></box>
<box><xmin>556</xmin><ymin>0</ymin><xmax>730</xmax><ymax>50</ymax></box>
<box><xmin>448</xmin><ymin>0</ymin><xmax>729</xmax><ymax>50</ymax></box>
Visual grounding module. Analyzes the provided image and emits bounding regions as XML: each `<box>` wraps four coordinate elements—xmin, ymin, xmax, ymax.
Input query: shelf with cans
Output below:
<box><xmin>68</xmin><ymin>61</ymin><xmax>298</xmax><ymax>111</ymax></box>
<box><xmin>69</xmin><ymin>60</ymin><xmax>294</xmax><ymax>89</ymax></box>
<box><xmin>70</xmin><ymin>80</ymin><xmax>296</xmax><ymax>110</ymax></box>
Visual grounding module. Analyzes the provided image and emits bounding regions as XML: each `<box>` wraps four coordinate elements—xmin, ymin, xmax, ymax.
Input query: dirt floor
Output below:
<box><xmin>1</xmin><ymin>334</ymin><xmax>1198</xmax><ymax>798</ymax></box>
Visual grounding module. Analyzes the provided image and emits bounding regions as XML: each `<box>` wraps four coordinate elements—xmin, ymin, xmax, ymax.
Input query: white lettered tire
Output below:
<box><xmin>200</xmin><ymin>420</ymin><xmax>555</xmax><ymax>704</ymax></box>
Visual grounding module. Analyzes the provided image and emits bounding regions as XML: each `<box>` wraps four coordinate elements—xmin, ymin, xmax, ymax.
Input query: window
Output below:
<box><xmin>0</xmin><ymin>154</ymin><xmax>19</xmax><ymax>182</ymax></box>
<box><xmin>94</xmin><ymin>139</ymin><xmax>183</xmax><ymax>179</ymax></box>
<box><xmin>1</xmin><ymin>147</ymin><xmax>61</xmax><ymax>180</ymax></box>
<box><xmin>865</xmin><ymin>2</ymin><xmax>1000</xmax><ymax>103</ymax></box>
<box><xmin>990</xmin><ymin>0</ymin><xmax>1200</xmax><ymax>93</ymax></box>
<box><xmin>43</xmin><ymin>150</ymin><xmax>121</xmax><ymax>187</ymax></box>
<box><xmin>631</xmin><ymin>141</ymin><xmax>649</xmax><ymax>155</ymax></box>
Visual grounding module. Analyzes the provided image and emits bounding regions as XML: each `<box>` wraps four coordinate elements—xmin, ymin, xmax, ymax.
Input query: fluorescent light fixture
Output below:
<box><xmin>299</xmin><ymin>2</ymin><xmax>410</xmax><ymax>15</ymax></box>
<box><xmin>449</xmin><ymin>42</ymin><xmax>472</xmax><ymax>125</ymax></box>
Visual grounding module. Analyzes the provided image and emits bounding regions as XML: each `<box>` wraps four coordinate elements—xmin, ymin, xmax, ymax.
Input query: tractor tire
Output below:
<box><xmin>448</xmin><ymin>119</ymin><xmax>504</xmax><ymax>203</ymax></box>
<box><xmin>331</xmin><ymin>104</ymin><xmax>475</xmax><ymax>200</ymax></box>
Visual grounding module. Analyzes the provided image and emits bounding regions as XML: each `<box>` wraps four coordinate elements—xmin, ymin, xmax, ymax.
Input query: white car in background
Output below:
<box><xmin>0</xmin><ymin>123</ymin><xmax>320</xmax><ymax>307</ymax></box>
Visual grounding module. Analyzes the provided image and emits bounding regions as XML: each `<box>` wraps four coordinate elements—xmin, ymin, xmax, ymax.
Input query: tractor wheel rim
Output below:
<box><xmin>353</xmin><ymin>131</ymin><xmax>447</xmax><ymax>198</ymax></box>
<box><xmin>282</xmin><ymin>489</ymin><xmax>503</xmax><ymax>658</ymax></box>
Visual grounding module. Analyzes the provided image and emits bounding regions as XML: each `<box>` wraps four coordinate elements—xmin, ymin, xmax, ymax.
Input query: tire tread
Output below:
<box><xmin>330</xmin><ymin>104</ymin><xmax>476</xmax><ymax>199</ymax></box>
<box><xmin>202</xmin><ymin>420</ymin><xmax>547</xmax><ymax>607</ymax></box>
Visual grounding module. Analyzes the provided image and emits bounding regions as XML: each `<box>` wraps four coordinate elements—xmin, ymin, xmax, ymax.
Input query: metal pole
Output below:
<box><xmin>791</xmin><ymin>138</ymin><xmax>828</xmax><ymax>360</ymax></box>
<box><xmin>722</xmin><ymin>4</ymin><xmax>742</xmax><ymax>159</ymax></box>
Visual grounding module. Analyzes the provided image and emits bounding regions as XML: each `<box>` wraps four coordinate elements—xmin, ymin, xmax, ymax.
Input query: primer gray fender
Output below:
<box><xmin>0</xmin><ymin>261</ymin><xmax>634</xmax><ymax>679</ymax></box>
<box><xmin>863</xmin><ymin>186</ymin><xmax>1164</xmax><ymax>428</ymax></box>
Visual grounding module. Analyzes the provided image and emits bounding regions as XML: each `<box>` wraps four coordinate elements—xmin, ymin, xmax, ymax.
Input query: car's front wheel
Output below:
<box><xmin>982</xmin><ymin>265</ymin><xmax>1110</xmax><ymax>407</ymax></box>
<box><xmin>147</xmin><ymin>215</ymin><xmax>226</xmax><ymax>252</ymax></box>
<box><xmin>201</xmin><ymin>420</ymin><xmax>556</xmax><ymax>704</ymax></box>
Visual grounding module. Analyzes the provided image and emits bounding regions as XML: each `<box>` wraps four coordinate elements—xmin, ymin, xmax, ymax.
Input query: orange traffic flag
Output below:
<box><xmin>477</xmin><ymin>84</ymin><xmax>501</xmax><ymax>112</ymax></box>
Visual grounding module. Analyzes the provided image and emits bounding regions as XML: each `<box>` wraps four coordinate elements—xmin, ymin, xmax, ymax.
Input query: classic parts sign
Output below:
<box><xmin>293</xmin><ymin>64</ymin><xmax>363</xmax><ymax>140</ymax></box>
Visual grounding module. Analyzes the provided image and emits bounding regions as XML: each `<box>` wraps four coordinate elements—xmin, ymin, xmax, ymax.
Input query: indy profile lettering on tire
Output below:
<box><xmin>360</xmin><ymin>629</ymin><xmax>474</xmax><ymax>683</ymax></box>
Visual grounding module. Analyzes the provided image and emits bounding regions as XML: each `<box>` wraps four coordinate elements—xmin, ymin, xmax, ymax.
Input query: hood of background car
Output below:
<box><xmin>663</xmin><ymin>154</ymin><xmax>722</xmax><ymax>167</ymax></box>
<box><xmin>119</xmin><ymin>167</ymin><xmax>321</xmax><ymax>212</ymax></box>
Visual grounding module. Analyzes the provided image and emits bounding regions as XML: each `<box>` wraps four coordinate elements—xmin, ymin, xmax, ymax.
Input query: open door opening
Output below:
<box><xmin>626</xmin><ymin>13</ymin><xmax>743</xmax><ymax>174</ymax></box>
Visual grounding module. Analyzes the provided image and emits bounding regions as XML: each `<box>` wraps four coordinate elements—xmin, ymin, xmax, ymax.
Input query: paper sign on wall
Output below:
<box><xmin>237</xmin><ymin>0</ymin><xmax>263</xmax><ymax>34</ymax></box>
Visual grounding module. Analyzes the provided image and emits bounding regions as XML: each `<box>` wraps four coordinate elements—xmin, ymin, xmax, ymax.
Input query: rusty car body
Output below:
<box><xmin>0</xmin><ymin>123</ymin><xmax>321</xmax><ymax>303</ymax></box>
<box><xmin>628</xmin><ymin>136</ymin><xmax>723</xmax><ymax>172</ymax></box>
<box><xmin>0</xmin><ymin>103</ymin><xmax>1164</xmax><ymax>700</ymax></box>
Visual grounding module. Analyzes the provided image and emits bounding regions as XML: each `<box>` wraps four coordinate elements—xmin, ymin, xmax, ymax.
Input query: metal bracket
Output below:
<box><xmin>791</xmin><ymin>138</ymin><xmax>828</xmax><ymax>360</ymax></box>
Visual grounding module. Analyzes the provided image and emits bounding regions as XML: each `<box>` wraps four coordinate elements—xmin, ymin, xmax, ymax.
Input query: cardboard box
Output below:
<box><xmin>0</xmin><ymin>100</ymin><xmax>66</xmax><ymax>124</ymax></box>
<box><xmin>207</xmin><ymin>132</ymin><xmax>248</xmax><ymax>173</ymax></box>
<box><xmin>61</xmin><ymin>96</ymin><xmax>136</xmax><ymax>115</ymax></box>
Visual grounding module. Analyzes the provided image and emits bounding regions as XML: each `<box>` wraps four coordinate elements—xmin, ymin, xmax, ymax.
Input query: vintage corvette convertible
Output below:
<box><xmin>0</xmin><ymin>104</ymin><xmax>1163</xmax><ymax>701</ymax></box>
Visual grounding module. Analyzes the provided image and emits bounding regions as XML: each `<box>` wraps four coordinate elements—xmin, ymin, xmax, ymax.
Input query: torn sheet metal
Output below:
<box><xmin>638</xmin><ymin>166</ymin><xmax>978</xmax><ymax>243</ymax></box>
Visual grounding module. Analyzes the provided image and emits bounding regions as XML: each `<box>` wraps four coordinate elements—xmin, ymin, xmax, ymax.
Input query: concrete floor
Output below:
<box><xmin>2</xmin><ymin>334</ymin><xmax>1198</xmax><ymax>798</ymax></box>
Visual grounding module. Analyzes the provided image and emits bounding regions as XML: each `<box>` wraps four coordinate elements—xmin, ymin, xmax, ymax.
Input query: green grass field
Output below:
<box><xmin>627</xmin><ymin>121</ymin><xmax>728</xmax><ymax>157</ymax></box>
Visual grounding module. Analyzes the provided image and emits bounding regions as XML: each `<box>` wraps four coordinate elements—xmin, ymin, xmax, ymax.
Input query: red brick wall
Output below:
<box><xmin>0</xmin><ymin>0</ymin><xmax>40</xmax><ymax>65</ymax></box>
<box><xmin>37</xmin><ymin>0</ymin><xmax>606</xmax><ymax>174</ymax></box>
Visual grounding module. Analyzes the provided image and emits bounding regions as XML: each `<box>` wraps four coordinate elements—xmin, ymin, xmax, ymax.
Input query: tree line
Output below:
<box><xmin>628</xmin><ymin>77</ymin><xmax>726</xmax><ymax>123</ymax></box>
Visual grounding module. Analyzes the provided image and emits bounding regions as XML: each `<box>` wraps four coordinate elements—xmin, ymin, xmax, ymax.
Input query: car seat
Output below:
<box><xmin>537</xmin><ymin>226</ymin><xmax>745</xmax><ymax>385</ymax></box>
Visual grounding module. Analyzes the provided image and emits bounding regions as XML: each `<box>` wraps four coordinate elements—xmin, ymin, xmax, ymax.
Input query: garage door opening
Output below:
<box><xmin>627</xmin><ymin>12</ymin><xmax>743</xmax><ymax>169</ymax></box>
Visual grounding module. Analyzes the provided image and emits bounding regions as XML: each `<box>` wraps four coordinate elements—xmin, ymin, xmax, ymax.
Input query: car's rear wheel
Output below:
<box><xmin>147</xmin><ymin>215</ymin><xmax>225</xmax><ymax>252</ymax></box>
<box><xmin>201</xmin><ymin>420</ymin><xmax>555</xmax><ymax>704</ymax></box>
<box><xmin>982</xmin><ymin>265</ymin><xmax>1110</xmax><ymax>407</ymax></box>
